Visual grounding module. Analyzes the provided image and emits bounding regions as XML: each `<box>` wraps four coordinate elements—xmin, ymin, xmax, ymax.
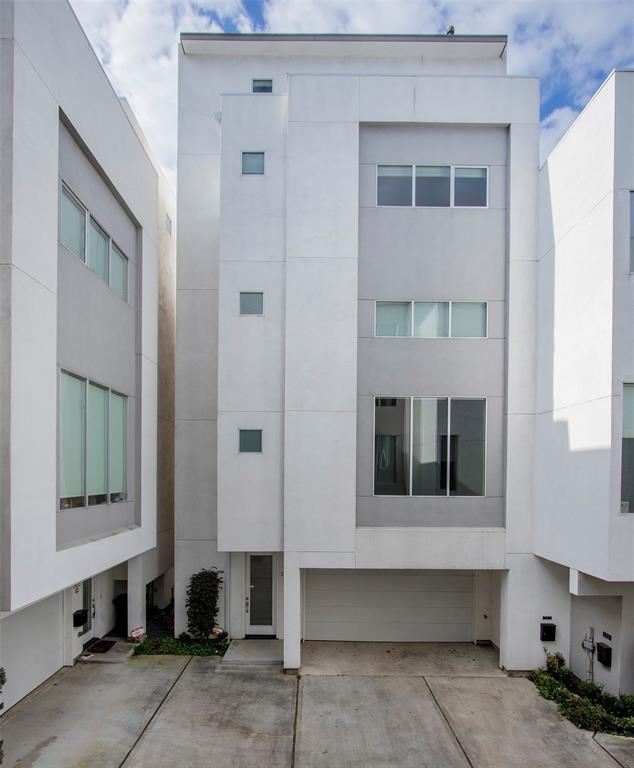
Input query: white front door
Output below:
<box><xmin>245</xmin><ymin>554</ymin><xmax>275</xmax><ymax>636</ymax></box>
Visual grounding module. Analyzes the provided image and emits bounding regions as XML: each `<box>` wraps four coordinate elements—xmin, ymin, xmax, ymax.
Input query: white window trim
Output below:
<box><xmin>374</xmin><ymin>300</ymin><xmax>488</xmax><ymax>339</ymax></box>
<box><xmin>375</xmin><ymin>165</ymin><xmax>489</xmax><ymax>209</ymax></box>
<box><xmin>372</xmin><ymin>394</ymin><xmax>487</xmax><ymax>498</ymax></box>
<box><xmin>58</xmin><ymin>368</ymin><xmax>129</xmax><ymax>511</ymax></box>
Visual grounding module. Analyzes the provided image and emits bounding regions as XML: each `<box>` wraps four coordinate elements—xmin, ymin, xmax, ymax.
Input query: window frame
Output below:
<box><xmin>59</xmin><ymin>180</ymin><xmax>130</xmax><ymax>302</ymax></box>
<box><xmin>621</xmin><ymin>382</ymin><xmax>634</xmax><ymax>513</ymax></box>
<box><xmin>241</xmin><ymin>151</ymin><xmax>265</xmax><ymax>176</ymax></box>
<box><xmin>374</xmin><ymin>300</ymin><xmax>488</xmax><ymax>339</ymax></box>
<box><xmin>252</xmin><ymin>79</ymin><xmax>273</xmax><ymax>93</ymax></box>
<box><xmin>373</xmin><ymin>394</ymin><xmax>487</xmax><ymax>498</ymax></box>
<box><xmin>375</xmin><ymin>165</ymin><xmax>489</xmax><ymax>209</ymax></box>
<box><xmin>58</xmin><ymin>368</ymin><xmax>129</xmax><ymax>511</ymax></box>
<box><xmin>239</xmin><ymin>291</ymin><xmax>265</xmax><ymax>317</ymax></box>
<box><xmin>238</xmin><ymin>428</ymin><xmax>263</xmax><ymax>453</ymax></box>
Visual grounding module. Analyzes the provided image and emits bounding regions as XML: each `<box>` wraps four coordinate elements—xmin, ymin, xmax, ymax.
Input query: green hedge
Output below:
<box><xmin>132</xmin><ymin>636</ymin><xmax>229</xmax><ymax>657</ymax></box>
<box><xmin>530</xmin><ymin>653</ymin><xmax>634</xmax><ymax>736</ymax></box>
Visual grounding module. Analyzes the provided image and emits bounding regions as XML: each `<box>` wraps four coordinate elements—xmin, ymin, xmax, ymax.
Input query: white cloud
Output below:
<box><xmin>69</xmin><ymin>0</ymin><xmax>634</xmax><ymax>185</ymax></box>
<box><xmin>540</xmin><ymin>105</ymin><xmax>579</xmax><ymax>164</ymax></box>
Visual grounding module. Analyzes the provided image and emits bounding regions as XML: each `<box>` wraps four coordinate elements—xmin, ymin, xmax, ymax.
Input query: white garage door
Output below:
<box><xmin>305</xmin><ymin>570</ymin><xmax>474</xmax><ymax>642</ymax></box>
<box><xmin>0</xmin><ymin>593</ymin><xmax>64</xmax><ymax>711</ymax></box>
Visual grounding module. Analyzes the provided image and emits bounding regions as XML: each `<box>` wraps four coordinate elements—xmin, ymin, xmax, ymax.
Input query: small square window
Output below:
<box><xmin>239</xmin><ymin>429</ymin><xmax>262</xmax><ymax>453</ymax></box>
<box><xmin>252</xmin><ymin>79</ymin><xmax>273</xmax><ymax>93</ymax></box>
<box><xmin>415</xmin><ymin>166</ymin><xmax>450</xmax><ymax>207</ymax></box>
<box><xmin>451</xmin><ymin>302</ymin><xmax>487</xmax><ymax>337</ymax></box>
<box><xmin>454</xmin><ymin>167</ymin><xmax>488</xmax><ymax>207</ymax></box>
<box><xmin>240</xmin><ymin>291</ymin><xmax>264</xmax><ymax>315</ymax></box>
<box><xmin>242</xmin><ymin>152</ymin><xmax>265</xmax><ymax>175</ymax></box>
<box><xmin>376</xmin><ymin>302</ymin><xmax>411</xmax><ymax>336</ymax></box>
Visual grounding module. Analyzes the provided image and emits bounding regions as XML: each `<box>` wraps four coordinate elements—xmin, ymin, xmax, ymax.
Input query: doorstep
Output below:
<box><xmin>222</xmin><ymin>639</ymin><xmax>283</xmax><ymax>666</ymax></box>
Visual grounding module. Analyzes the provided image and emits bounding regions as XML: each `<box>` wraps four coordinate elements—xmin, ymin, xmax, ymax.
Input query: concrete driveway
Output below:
<box><xmin>1</xmin><ymin>641</ymin><xmax>632</xmax><ymax>768</ymax></box>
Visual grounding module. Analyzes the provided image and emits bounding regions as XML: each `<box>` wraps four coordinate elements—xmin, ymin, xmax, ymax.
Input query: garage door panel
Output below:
<box><xmin>306</xmin><ymin>621</ymin><xmax>474</xmax><ymax>642</ymax></box>
<box><xmin>307</xmin><ymin>570</ymin><xmax>474</xmax><ymax>592</ymax></box>
<box><xmin>307</xmin><ymin>589</ymin><xmax>474</xmax><ymax>610</ymax></box>
<box><xmin>305</xmin><ymin>569</ymin><xmax>474</xmax><ymax>642</ymax></box>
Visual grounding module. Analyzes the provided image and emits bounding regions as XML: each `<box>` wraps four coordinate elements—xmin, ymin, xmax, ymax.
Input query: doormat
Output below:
<box><xmin>85</xmin><ymin>639</ymin><xmax>116</xmax><ymax>654</ymax></box>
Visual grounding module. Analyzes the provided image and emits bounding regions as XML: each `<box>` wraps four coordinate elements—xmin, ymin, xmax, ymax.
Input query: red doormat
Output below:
<box><xmin>85</xmin><ymin>639</ymin><xmax>116</xmax><ymax>654</ymax></box>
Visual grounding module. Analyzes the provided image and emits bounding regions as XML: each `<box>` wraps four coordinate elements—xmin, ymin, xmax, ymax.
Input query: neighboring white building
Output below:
<box><xmin>535</xmin><ymin>70</ymin><xmax>634</xmax><ymax>694</ymax></box>
<box><xmin>0</xmin><ymin>0</ymin><xmax>175</xmax><ymax>711</ymax></box>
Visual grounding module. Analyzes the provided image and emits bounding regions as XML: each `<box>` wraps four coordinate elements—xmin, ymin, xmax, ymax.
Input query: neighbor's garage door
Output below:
<box><xmin>0</xmin><ymin>593</ymin><xmax>64</xmax><ymax>711</ymax></box>
<box><xmin>304</xmin><ymin>570</ymin><xmax>474</xmax><ymax>642</ymax></box>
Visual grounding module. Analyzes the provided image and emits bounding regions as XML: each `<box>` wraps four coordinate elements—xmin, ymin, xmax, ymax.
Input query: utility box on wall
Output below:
<box><xmin>596</xmin><ymin>642</ymin><xmax>612</xmax><ymax>668</ymax></box>
<box><xmin>540</xmin><ymin>622</ymin><xmax>556</xmax><ymax>642</ymax></box>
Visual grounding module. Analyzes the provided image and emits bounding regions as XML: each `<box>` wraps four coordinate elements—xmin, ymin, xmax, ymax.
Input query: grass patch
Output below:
<box><xmin>530</xmin><ymin>653</ymin><xmax>634</xmax><ymax>737</ymax></box>
<box><xmin>132</xmin><ymin>635</ymin><xmax>230</xmax><ymax>657</ymax></box>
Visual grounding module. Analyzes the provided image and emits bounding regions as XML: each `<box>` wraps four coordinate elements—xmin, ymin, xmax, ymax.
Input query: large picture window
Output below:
<box><xmin>59</xmin><ymin>371</ymin><xmax>128</xmax><ymax>509</ymax></box>
<box><xmin>375</xmin><ymin>396</ymin><xmax>486</xmax><ymax>497</ymax></box>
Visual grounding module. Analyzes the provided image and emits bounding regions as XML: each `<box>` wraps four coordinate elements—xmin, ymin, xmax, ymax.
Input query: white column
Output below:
<box><xmin>283</xmin><ymin>551</ymin><xmax>301</xmax><ymax>671</ymax></box>
<box><xmin>127</xmin><ymin>555</ymin><xmax>146</xmax><ymax>637</ymax></box>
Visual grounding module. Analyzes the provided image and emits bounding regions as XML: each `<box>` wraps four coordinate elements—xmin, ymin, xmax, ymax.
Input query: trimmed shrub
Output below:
<box><xmin>133</xmin><ymin>636</ymin><xmax>229</xmax><ymax>657</ymax></box>
<box><xmin>185</xmin><ymin>568</ymin><xmax>224</xmax><ymax>639</ymax></box>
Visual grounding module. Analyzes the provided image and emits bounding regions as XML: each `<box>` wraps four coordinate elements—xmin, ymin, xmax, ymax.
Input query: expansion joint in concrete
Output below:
<box><xmin>423</xmin><ymin>677</ymin><xmax>475</xmax><ymax>768</ymax></box>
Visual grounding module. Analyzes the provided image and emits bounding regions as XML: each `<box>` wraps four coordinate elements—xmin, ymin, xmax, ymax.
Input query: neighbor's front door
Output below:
<box><xmin>245</xmin><ymin>554</ymin><xmax>275</xmax><ymax>636</ymax></box>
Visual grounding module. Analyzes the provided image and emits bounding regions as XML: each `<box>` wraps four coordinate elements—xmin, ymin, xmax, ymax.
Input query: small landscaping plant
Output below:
<box><xmin>132</xmin><ymin>634</ymin><xmax>229</xmax><ymax>657</ymax></box>
<box><xmin>530</xmin><ymin>652</ymin><xmax>634</xmax><ymax>736</ymax></box>
<box><xmin>186</xmin><ymin>568</ymin><xmax>224</xmax><ymax>639</ymax></box>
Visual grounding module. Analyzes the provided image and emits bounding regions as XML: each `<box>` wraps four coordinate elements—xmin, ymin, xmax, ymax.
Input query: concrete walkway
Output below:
<box><xmin>1</xmin><ymin>642</ymin><xmax>633</xmax><ymax>768</ymax></box>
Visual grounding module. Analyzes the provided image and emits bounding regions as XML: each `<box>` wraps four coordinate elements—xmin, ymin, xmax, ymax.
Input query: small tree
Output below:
<box><xmin>186</xmin><ymin>568</ymin><xmax>224</xmax><ymax>639</ymax></box>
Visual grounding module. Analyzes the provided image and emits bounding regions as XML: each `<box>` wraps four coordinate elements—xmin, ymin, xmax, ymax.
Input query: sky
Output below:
<box><xmin>69</xmin><ymin>0</ymin><xmax>634</xmax><ymax>190</ymax></box>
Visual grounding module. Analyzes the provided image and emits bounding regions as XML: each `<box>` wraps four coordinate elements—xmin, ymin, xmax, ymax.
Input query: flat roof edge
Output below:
<box><xmin>180</xmin><ymin>32</ymin><xmax>508</xmax><ymax>43</ymax></box>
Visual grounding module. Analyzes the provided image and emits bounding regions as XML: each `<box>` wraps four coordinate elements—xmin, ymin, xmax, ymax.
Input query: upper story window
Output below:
<box><xmin>621</xmin><ymin>384</ymin><xmax>634</xmax><ymax>512</ymax></box>
<box><xmin>240</xmin><ymin>291</ymin><xmax>264</xmax><ymax>316</ymax></box>
<box><xmin>242</xmin><ymin>152</ymin><xmax>265</xmax><ymax>175</ymax></box>
<box><xmin>59</xmin><ymin>370</ymin><xmax>127</xmax><ymax>510</ymax></box>
<box><xmin>60</xmin><ymin>183</ymin><xmax>129</xmax><ymax>301</ymax></box>
<box><xmin>374</xmin><ymin>396</ymin><xmax>486</xmax><ymax>497</ymax></box>
<box><xmin>165</xmin><ymin>213</ymin><xmax>172</xmax><ymax>235</ymax></box>
<box><xmin>239</xmin><ymin>429</ymin><xmax>262</xmax><ymax>453</ymax></box>
<box><xmin>376</xmin><ymin>301</ymin><xmax>487</xmax><ymax>338</ymax></box>
<box><xmin>377</xmin><ymin>165</ymin><xmax>488</xmax><ymax>208</ymax></box>
<box><xmin>252</xmin><ymin>79</ymin><xmax>273</xmax><ymax>93</ymax></box>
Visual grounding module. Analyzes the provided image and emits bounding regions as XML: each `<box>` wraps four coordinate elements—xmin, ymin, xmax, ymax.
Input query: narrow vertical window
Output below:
<box><xmin>413</xmin><ymin>302</ymin><xmax>449</xmax><ymax>337</ymax></box>
<box><xmin>374</xmin><ymin>397</ymin><xmax>410</xmax><ymax>495</ymax></box>
<box><xmin>242</xmin><ymin>152</ymin><xmax>265</xmax><ymax>175</ymax></box>
<box><xmin>450</xmin><ymin>399</ymin><xmax>486</xmax><ymax>496</ymax></box>
<box><xmin>454</xmin><ymin>167</ymin><xmax>488</xmax><ymax>207</ymax></box>
<box><xmin>415</xmin><ymin>166</ymin><xmax>450</xmax><ymax>207</ymax></box>
<box><xmin>621</xmin><ymin>384</ymin><xmax>634</xmax><ymax>512</ymax></box>
<box><xmin>60</xmin><ymin>187</ymin><xmax>86</xmax><ymax>261</ymax></box>
<box><xmin>412</xmin><ymin>398</ymin><xmax>448</xmax><ymax>495</ymax></box>
<box><xmin>377</xmin><ymin>166</ymin><xmax>412</xmax><ymax>207</ymax></box>
<box><xmin>111</xmin><ymin>244</ymin><xmax>128</xmax><ymax>301</ymax></box>
<box><xmin>630</xmin><ymin>192</ymin><xmax>634</xmax><ymax>272</ymax></box>
<box><xmin>375</xmin><ymin>302</ymin><xmax>411</xmax><ymax>337</ymax></box>
<box><xmin>109</xmin><ymin>392</ymin><xmax>127</xmax><ymax>502</ymax></box>
<box><xmin>450</xmin><ymin>302</ymin><xmax>487</xmax><ymax>337</ymax></box>
<box><xmin>60</xmin><ymin>372</ymin><xmax>86</xmax><ymax>508</ymax></box>
<box><xmin>88</xmin><ymin>218</ymin><xmax>109</xmax><ymax>284</ymax></box>
<box><xmin>87</xmin><ymin>383</ymin><xmax>108</xmax><ymax>505</ymax></box>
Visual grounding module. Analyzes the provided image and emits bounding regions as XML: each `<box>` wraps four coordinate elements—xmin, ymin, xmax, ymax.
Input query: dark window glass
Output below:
<box><xmin>242</xmin><ymin>152</ymin><xmax>265</xmax><ymax>175</ymax></box>
<box><xmin>412</xmin><ymin>398</ymin><xmax>448</xmax><ymax>495</ymax></box>
<box><xmin>415</xmin><ymin>166</ymin><xmax>450</xmax><ymax>207</ymax></box>
<box><xmin>374</xmin><ymin>397</ymin><xmax>410</xmax><ymax>494</ymax></box>
<box><xmin>621</xmin><ymin>385</ymin><xmax>634</xmax><ymax>511</ymax></box>
<box><xmin>377</xmin><ymin>166</ymin><xmax>412</xmax><ymax>206</ymax></box>
<box><xmin>450</xmin><ymin>399</ymin><xmax>485</xmax><ymax>496</ymax></box>
<box><xmin>240</xmin><ymin>292</ymin><xmax>264</xmax><ymax>315</ymax></box>
<box><xmin>239</xmin><ymin>429</ymin><xmax>262</xmax><ymax>453</ymax></box>
<box><xmin>253</xmin><ymin>79</ymin><xmax>273</xmax><ymax>93</ymax></box>
<box><xmin>454</xmin><ymin>167</ymin><xmax>487</xmax><ymax>207</ymax></box>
